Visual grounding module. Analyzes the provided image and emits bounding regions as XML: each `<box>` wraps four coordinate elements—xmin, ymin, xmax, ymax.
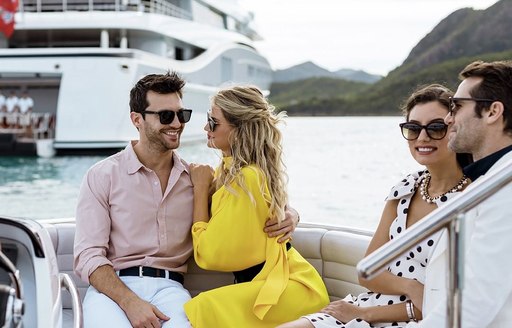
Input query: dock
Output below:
<box><xmin>0</xmin><ymin>112</ymin><xmax>55</xmax><ymax>156</ymax></box>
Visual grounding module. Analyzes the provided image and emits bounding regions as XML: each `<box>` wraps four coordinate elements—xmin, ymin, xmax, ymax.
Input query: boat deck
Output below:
<box><xmin>0</xmin><ymin>112</ymin><xmax>55</xmax><ymax>156</ymax></box>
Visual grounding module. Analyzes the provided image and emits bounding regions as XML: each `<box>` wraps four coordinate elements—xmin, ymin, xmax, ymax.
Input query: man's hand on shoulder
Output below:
<box><xmin>264</xmin><ymin>206</ymin><xmax>300</xmax><ymax>243</ymax></box>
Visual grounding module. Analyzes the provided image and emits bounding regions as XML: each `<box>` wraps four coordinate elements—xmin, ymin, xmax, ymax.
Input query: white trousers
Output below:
<box><xmin>83</xmin><ymin>276</ymin><xmax>191</xmax><ymax>328</ymax></box>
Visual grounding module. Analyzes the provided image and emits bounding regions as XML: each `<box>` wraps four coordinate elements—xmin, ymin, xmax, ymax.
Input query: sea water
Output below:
<box><xmin>0</xmin><ymin>117</ymin><xmax>421</xmax><ymax>231</ymax></box>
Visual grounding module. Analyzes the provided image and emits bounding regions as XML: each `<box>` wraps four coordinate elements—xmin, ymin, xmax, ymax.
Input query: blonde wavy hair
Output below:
<box><xmin>212</xmin><ymin>85</ymin><xmax>288</xmax><ymax>224</ymax></box>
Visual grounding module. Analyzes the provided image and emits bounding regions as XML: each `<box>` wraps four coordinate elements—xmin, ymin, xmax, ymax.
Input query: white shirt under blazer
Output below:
<box><xmin>409</xmin><ymin>150</ymin><xmax>512</xmax><ymax>328</ymax></box>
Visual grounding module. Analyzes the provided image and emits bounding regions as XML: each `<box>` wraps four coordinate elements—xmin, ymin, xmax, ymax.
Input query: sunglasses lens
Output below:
<box><xmin>159</xmin><ymin>111</ymin><xmax>176</xmax><ymax>124</ymax></box>
<box><xmin>179</xmin><ymin>110</ymin><xmax>192</xmax><ymax>123</ymax></box>
<box><xmin>157</xmin><ymin>110</ymin><xmax>193</xmax><ymax>124</ymax></box>
<box><xmin>207</xmin><ymin>113</ymin><xmax>216</xmax><ymax>131</ymax></box>
<box><xmin>401</xmin><ymin>123</ymin><xmax>421</xmax><ymax>140</ymax></box>
<box><xmin>426</xmin><ymin>123</ymin><xmax>447</xmax><ymax>140</ymax></box>
<box><xmin>400</xmin><ymin>122</ymin><xmax>447</xmax><ymax>140</ymax></box>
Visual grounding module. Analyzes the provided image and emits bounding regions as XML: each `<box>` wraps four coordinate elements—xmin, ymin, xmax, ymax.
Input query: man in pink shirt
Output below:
<box><xmin>74</xmin><ymin>72</ymin><xmax>299</xmax><ymax>328</ymax></box>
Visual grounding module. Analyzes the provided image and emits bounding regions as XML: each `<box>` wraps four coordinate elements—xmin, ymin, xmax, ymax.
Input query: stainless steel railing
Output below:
<box><xmin>18</xmin><ymin>0</ymin><xmax>193</xmax><ymax>20</ymax></box>
<box><xmin>357</xmin><ymin>158</ymin><xmax>512</xmax><ymax>327</ymax></box>
<box><xmin>60</xmin><ymin>273</ymin><xmax>83</xmax><ymax>328</ymax></box>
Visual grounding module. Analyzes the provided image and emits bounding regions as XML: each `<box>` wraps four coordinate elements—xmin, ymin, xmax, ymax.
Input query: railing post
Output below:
<box><xmin>447</xmin><ymin>213</ymin><xmax>465</xmax><ymax>328</ymax></box>
<box><xmin>60</xmin><ymin>273</ymin><xmax>83</xmax><ymax>328</ymax></box>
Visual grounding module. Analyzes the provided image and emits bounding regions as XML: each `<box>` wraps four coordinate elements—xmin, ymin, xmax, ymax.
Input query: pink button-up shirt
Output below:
<box><xmin>73</xmin><ymin>141</ymin><xmax>194</xmax><ymax>283</ymax></box>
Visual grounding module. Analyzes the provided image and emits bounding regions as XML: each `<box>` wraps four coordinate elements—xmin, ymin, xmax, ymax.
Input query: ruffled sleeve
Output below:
<box><xmin>386</xmin><ymin>170</ymin><xmax>426</xmax><ymax>201</ymax></box>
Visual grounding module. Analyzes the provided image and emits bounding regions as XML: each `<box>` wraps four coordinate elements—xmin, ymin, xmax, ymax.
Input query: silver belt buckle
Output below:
<box><xmin>138</xmin><ymin>266</ymin><xmax>144</xmax><ymax>278</ymax></box>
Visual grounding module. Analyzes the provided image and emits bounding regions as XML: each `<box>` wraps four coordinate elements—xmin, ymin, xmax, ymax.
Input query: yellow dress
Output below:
<box><xmin>184</xmin><ymin>158</ymin><xmax>329</xmax><ymax>327</ymax></box>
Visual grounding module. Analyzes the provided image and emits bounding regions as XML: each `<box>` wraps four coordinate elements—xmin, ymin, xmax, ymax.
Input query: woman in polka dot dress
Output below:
<box><xmin>278</xmin><ymin>84</ymin><xmax>472</xmax><ymax>328</ymax></box>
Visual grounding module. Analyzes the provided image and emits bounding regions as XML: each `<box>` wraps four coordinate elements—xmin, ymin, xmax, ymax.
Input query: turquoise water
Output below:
<box><xmin>0</xmin><ymin>117</ymin><xmax>421</xmax><ymax>230</ymax></box>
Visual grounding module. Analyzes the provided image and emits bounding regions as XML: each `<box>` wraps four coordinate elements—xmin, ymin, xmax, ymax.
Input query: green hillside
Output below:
<box><xmin>271</xmin><ymin>0</ymin><xmax>512</xmax><ymax>116</ymax></box>
<box><xmin>270</xmin><ymin>77</ymin><xmax>369</xmax><ymax>111</ymax></box>
<box><xmin>280</xmin><ymin>50</ymin><xmax>512</xmax><ymax>116</ymax></box>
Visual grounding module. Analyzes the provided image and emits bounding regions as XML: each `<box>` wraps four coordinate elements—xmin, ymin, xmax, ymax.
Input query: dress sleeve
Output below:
<box><xmin>191</xmin><ymin>166</ymin><xmax>271</xmax><ymax>271</ymax></box>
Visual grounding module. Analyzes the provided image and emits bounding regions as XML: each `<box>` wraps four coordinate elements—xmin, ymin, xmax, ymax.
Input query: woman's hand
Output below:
<box><xmin>190</xmin><ymin>164</ymin><xmax>215</xmax><ymax>223</ymax></box>
<box><xmin>189</xmin><ymin>163</ymin><xmax>214</xmax><ymax>191</ymax></box>
<box><xmin>406</xmin><ymin>279</ymin><xmax>424</xmax><ymax>314</ymax></box>
<box><xmin>320</xmin><ymin>300</ymin><xmax>366</xmax><ymax>323</ymax></box>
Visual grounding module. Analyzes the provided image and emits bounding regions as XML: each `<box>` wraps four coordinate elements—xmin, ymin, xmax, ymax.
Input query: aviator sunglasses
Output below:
<box><xmin>399</xmin><ymin>121</ymin><xmax>448</xmax><ymax>140</ymax></box>
<box><xmin>141</xmin><ymin>109</ymin><xmax>192</xmax><ymax>124</ymax></box>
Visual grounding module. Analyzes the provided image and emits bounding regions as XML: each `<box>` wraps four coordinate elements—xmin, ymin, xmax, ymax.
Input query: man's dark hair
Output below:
<box><xmin>129</xmin><ymin>71</ymin><xmax>186</xmax><ymax>113</ymax></box>
<box><xmin>459</xmin><ymin>60</ymin><xmax>512</xmax><ymax>133</ymax></box>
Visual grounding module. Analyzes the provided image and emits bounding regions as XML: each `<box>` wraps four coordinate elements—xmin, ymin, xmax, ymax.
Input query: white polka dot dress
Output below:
<box><xmin>303</xmin><ymin>170</ymin><xmax>462</xmax><ymax>328</ymax></box>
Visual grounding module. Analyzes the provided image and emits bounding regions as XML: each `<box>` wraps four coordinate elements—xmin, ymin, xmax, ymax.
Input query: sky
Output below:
<box><xmin>239</xmin><ymin>0</ymin><xmax>500</xmax><ymax>76</ymax></box>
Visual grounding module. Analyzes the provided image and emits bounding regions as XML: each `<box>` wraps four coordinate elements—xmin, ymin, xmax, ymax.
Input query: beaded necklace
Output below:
<box><xmin>418</xmin><ymin>171</ymin><xmax>469</xmax><ymax>204</ymax></box>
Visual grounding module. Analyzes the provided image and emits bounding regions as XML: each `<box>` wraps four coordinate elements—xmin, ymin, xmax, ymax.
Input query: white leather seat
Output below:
<box><xmin>45</xmin><ymin>222</ymin><xmax>372</xmax><ymax>327</ymax></box>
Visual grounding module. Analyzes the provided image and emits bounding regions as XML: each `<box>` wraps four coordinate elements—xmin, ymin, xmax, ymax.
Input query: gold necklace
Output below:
<box><xmin>419</xmin><ymin>171</ymin><xmax>469</xmax><ymax>204</ymax></box>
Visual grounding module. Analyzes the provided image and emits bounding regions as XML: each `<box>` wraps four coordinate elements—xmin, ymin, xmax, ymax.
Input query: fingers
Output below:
<box><xmin>277</xmin><ymin>231</ymin><xmax>292</xmax><ymax>243</ymax></box>
<box><xmin>142</xmin><ymin>306</ymin><xmax>169</xmax><ymax>328</ymax></box>
<box><xmin>322</xmin><ymin>309</ymin><xmax>336</xmax><ymax>318</ymax></box>
<box><xmin>189</xmin><ymin>163</ymin><xmax>214</xmax><ymax>174</ymax></box>
<box><xmin>149</xmin><ymin>318</ymin><xmax>161</xmax><ymax>328</ymax></box>
<box><xmin>264</xmin><ymin>223</ymin><xmax>283</xmax><ymax>235</ymax></box>
<box><xmin>154</xmin><ymin>307</ymin><xmax>170</xmax><ymax>321</ymax></box>
<box><xmin>264</xmin><ymin>215</ymin><xmax>295</xmax><ymax>243</ymax></box>
<box><xmin>265</xmin><ymin>222</ymin><xmax>292</xmax><ymax>237</ymax></box>
<box><xmin>264</xmin><ymin>217</ymin><xmax>278</xmax><ymax>228</ymax></box>
<box><xmin>264</xmin><ymin>216</ymin><xmax>291</xmax><ymax>230</ymax></box>
<box><xmin>190</xmin><ymin>164</ymin><xmax>215</xmax><ymax>188</ymax></box>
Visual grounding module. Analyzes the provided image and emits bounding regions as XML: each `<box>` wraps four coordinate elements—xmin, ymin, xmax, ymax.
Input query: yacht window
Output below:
<box><xmin>221</xmin><ymin>57</ymin><xmax>233</xmax><ymax>82</ymax></box>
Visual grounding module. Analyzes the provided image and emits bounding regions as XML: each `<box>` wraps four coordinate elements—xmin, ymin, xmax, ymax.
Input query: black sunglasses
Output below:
<box><xmin>448</xmin><ymin>97</ymin><xmax>496</xmax><ymax>116</ymax></box>
<box><xmin>141</xmin><ymin>109</ymin><xmax>192</xmax><ymax>124</ymax></box>
<box><xmin>399</xmin><ymin>121</ymin><xmax>448</xmax><ymax>140</ymax></box>
<box><xmin>207</xmin><ymin>112</ymin><xmax>218</xmax><ymax>132</ymax></box>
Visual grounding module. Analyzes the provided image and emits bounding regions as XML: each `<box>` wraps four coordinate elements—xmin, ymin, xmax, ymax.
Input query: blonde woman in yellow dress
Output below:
<box><xmin>184</xmin><ymin>86</ymin><xmax>329</xmax><ymax>327</ymax></box>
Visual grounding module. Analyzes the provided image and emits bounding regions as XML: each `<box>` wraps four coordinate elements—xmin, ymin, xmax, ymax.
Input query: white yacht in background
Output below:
<box><xmin>0</xmin><ymin>0</ymin><xmax>272</xmax><ymax>155</ymax></box>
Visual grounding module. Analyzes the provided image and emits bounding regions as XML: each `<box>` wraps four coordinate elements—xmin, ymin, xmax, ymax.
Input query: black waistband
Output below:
<box><xmin>119</xmin><ymin>266</ymin><xmax>184</xmax><ymax>284</ymax></box>
<box><xmin>233</xmin><ymin>242</ymin><xmax>291</xmax><ymax>284</ymax></box>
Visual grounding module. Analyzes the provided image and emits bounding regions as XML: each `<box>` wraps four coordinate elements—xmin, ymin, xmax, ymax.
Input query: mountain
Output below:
<box><xmin>398</xmin><ymin>1</ymin><xmax>512</xmax><ymax>76</ymax></box>
<box><xmin>334</xmin><ymin>68</ymin><xmax>382</xmax><ymax>83</ymax></box>
<box><xmin>274</xmin><ymin>0</ymin><xmax>512</xmax><ymax>116</ymax></box>
<box><xmin>272</xmin><ymin>61</ymin><xmax>382</xmax><ymax>84</ymax></box>
<box><xmin>273</xmin><ymin>61</ymin><xmax>335</xmax><ymax>83</ymax></box>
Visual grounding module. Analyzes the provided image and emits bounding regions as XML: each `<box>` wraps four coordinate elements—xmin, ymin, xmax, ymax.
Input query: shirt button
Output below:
<box><xmin>154</xmin><ymin>181</ymin><xmax>158</xmax><ymax>185</ymax></box>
